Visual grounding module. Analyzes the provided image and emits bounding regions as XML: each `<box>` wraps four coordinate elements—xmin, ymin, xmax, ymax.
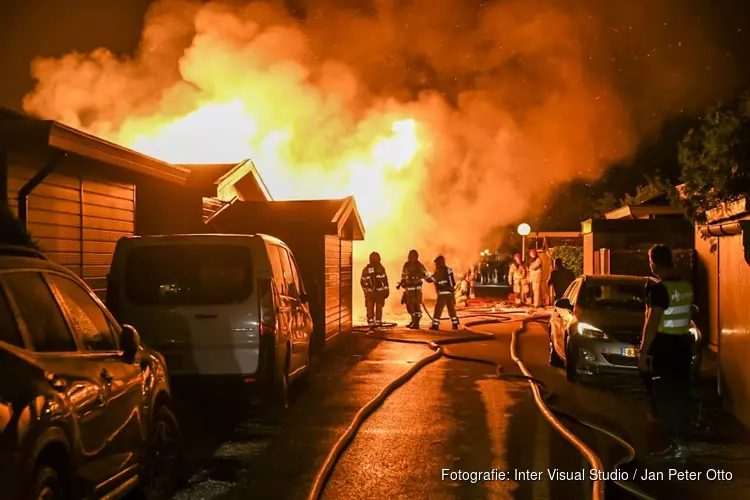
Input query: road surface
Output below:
<box><xmin>165</xmin><ymin>318</ymin><xmax>749</xmax><ymax>500</ymax></box>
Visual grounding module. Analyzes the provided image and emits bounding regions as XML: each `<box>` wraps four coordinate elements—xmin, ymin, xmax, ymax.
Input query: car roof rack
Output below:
<box><xmin>0</xmin><ymin>245</ymin><xmax>50</xmax><ymax>261</ymax></box>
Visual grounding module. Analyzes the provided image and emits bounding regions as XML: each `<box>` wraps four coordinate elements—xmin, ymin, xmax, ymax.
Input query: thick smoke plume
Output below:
<box><xmin>23</xmin><ymin>0</ymin><xmax>735</xmax><ymax>313</ymax></box>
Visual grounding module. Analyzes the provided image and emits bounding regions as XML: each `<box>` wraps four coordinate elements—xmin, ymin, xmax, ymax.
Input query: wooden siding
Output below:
<box><xmin>323</xmin><ymin>235</ymin><xmax>354</xmax><ymax>341</ymax></box>
<box><xmin>6</xmin><ymin>155</ymin><xmax>134</xmax><ymax>297</ymax></box>
<box><xmin>339</xmin><ymin>239</ymin><xmax>353</xmax><ymax>334</ymax></box>
<box><xmin>324</xmin><ymin>235</ymin><xmax>341</xmax><ymax>341</ymax></box>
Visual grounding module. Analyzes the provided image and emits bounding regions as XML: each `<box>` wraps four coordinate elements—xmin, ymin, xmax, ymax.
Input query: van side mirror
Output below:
<box><xmin>120</xmin><ymin>324</ymin><xmax>141</xmax><ymax>363</ymax></box>
<box><xmin>692</xmin><ymin>304</ymin><xmax>699</xmax><ymax>314</ymax></box>
<box><xmin>555</xmin><ymin>298</ymin><xmax>573</xmax><ymax>310</ymax></box>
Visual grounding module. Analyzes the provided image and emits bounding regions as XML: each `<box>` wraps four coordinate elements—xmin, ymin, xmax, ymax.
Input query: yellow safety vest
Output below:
<box><xmin>658</xmin><ymin>280</ymin><xmax>694</xmax><ymax>334</ymax></box>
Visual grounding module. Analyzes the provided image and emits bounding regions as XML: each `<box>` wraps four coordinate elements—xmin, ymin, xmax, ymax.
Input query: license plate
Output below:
<box><xmin>621</xmin><ymin>347</ymin><xmax>638</xmax><ymax>358</ymax></box>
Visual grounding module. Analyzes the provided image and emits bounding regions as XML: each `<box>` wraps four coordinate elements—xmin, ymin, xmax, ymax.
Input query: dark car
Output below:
<box><xmin>0</xmin><ymin>245</ymin><xmax>181</xmax><ymax>500</ymax></box>
<box><xmin>549</xmin><ymin>274</ymin><xmax>702</xmax><ymax>382</ymax></box>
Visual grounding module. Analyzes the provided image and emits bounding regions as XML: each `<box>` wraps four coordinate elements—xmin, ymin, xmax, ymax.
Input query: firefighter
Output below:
<box><xmin>508</xmin><ymin>253</ymin><xmax>528</xmax><ymax>306</ymax></box>
<box><xmin>639</xmin><ymin>244</ymin><xmax>695</xmax><ymax>460</ymax></box>
<box><xmin>398</xmin><ymin>249</ymin><xmax>431</xmax><ymax>329</ymax></box>
<box><xmin>429</xmin><ymin>256</ymin><xmax>460</xmax><ymax>330</ymax></box>
<box><xmin>528</xmin><ymin>249</ymin><xmax>544</xmax><ymax>308</ymax></box>
<box><xmin>455</xmin><ymin>271</ymin><xmax>470</xmax><ymax>307</ymax></box>
<box><xmin>360</xmin><ymin>251</ymin><xmax>389</xmax><ymax>330</ymax></box>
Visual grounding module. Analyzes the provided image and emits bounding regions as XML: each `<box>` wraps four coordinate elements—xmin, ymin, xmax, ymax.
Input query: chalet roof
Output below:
<box><xmin>212</xmin><ymin>196</ymin><xmax>365</xmax><ymax>240</ymax></box>
<box><xmin>179</xmin><ymin>163</ymin><xmax>238</xmax><ymax>189</ymax></box>
<box><xmin>0</xmin><ymin>108</ymin><xmax>189</xmax><ymax>184</ymax></box>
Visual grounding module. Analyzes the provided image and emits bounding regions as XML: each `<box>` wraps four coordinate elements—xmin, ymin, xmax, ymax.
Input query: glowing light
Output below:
<box><xmin>517</xmin><ymin>223</ymin><xmax>531</xmax><ymax>236</ymax></box>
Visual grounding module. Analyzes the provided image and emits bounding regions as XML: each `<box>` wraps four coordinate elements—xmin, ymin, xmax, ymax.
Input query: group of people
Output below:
<box><xmin>359</xmin><ymin>249</ymin><xmax>461</xmax><ymax>332</ymax></box>
<box><xmin>507</xmin><ymin>250</ymin><xmax>576</xmax><ymax>308</ymax></box>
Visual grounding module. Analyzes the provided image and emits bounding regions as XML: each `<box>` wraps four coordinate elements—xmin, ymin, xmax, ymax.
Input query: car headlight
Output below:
<box><xmin>689</xmin><ymin>326</ymin><xmax>699</xmax><ymax>342</ymax></box>
<box><xmin>576</xmin><ymin>322</ymin><xmax>609</xmax><ymax>340</ymax></box>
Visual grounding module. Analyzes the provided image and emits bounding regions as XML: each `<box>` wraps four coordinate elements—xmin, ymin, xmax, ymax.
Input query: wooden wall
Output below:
<box><xmin>340</xmin><ymin>239</ymin><xmax>353</xmax><ymax>334</ymax></box>
<box><xmin>324</xmin><ymin>235</ymin><xmax>342</xmax><ymax>341</ymax></box>
<box><xmin>5</xmin><ymin>153</ymin><xmax>135</xmax><ymax>297</ymax></box>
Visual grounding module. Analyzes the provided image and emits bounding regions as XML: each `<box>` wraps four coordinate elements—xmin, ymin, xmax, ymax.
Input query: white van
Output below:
<box><xmin>106</xmin><ymin>234</ymin><xmax>313</xmax><ymax>408</ymax></box>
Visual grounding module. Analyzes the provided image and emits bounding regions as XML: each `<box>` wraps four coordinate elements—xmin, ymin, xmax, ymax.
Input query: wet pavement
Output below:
<box><xmin>163</xmin><ymin>314</ymin><xmax>750</xmax><ymax>500</ymax></box>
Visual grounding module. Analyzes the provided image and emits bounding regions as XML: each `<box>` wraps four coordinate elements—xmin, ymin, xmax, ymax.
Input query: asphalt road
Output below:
<box><xmin>165</xmin><ymin>315</ymin><xmax>750</xmax><ymax>500</ymax></box>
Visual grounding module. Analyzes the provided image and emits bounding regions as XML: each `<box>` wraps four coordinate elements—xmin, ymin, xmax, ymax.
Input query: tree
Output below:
<box><xmin>677</xmin><ymin>92</ymin><xmax>750</xmax><ymax>222</ymax></box>
<box><xmin>592</xmin><ymin>192</ymin><xmax>619</xmax><ymax>217</ymax></box>
<box><xmin>622</xmin><ymin>175</ymin><xmax>671</xmax><ymax>205</ymax></box>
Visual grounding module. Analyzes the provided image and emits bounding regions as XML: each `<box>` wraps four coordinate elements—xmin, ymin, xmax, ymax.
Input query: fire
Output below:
<box><xmin>115</xmin><ymin>99</ymin><xmax>424</xmax><ymax>235</ymax></box>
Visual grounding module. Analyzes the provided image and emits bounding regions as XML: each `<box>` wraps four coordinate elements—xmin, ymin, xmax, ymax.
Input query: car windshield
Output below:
<box><xmin>578</xmin><ymin>281</ymin><xmax>646</xmax><ymax>311</ymax></box>
<box><xmin>125</xmin><ymin>244</ymin><xmax>253</xmax><ymax>306</ymax></box>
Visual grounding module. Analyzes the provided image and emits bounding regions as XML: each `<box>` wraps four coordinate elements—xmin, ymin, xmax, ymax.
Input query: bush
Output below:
<box><xmin>549</xmin><ymin>245</ymin><xmax>583</xmax><ymax>276</ymax></box>
<box><xmin>0</xmin><ymin>203</ymin><xmax>39</xmax><ymax>249</ymax></box>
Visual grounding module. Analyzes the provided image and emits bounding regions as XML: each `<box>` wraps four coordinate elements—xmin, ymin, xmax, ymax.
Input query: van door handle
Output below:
<box><xmin>194</xmin><ymin>314</ymin><xmax>218</xmax><ymax>319</ymax></box>
<box><xmin>100</xmin><ymin>369</ymin><xmax>114</xmax><ymax>384</ymax></box>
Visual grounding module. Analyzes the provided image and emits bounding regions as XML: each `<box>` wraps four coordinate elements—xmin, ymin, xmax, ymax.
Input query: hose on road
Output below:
<box><xmin>308</xmin><ymin>307</ymin><xmax>657</xmax><ymax>500</ymax></box>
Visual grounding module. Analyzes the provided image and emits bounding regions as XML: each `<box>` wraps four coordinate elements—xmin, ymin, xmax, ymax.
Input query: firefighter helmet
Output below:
<box><xmin>434</xmin><ymin>255</ymin><xmax>446</xmax><ymax>266</ymax></box>
<box><xmin>529</xmin><ymin>249</ymin><xmax>538</xmax><ymax>258</ymax></box>
<box><xmin>408</xmin><ymin>249</ymin><xmax>419</xmax><ymax>261</ymax></box>
<box><xmin>369</xmin><ymin>251</ymin><xmax>381</xmax><ymax>264</ymax></box>
<box><xmin>513</xmin><ymin>253</ymin><xmax>522</xmax><ymax>261</ymax></box>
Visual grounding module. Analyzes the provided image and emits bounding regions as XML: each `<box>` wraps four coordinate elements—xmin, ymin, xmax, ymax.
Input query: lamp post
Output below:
<box><xmin>517</xmin><ymin>223</ymin><xmax>531</xmax><ymax>257</ymax></box>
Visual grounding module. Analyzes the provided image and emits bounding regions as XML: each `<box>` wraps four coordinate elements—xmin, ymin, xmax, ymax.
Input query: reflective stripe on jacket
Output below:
<box><xmin>401</xmin><ymin>261</ymin><xmax>431</xmax><ymax>288</ymax></box>
<box><xmin>658</xmin><ymin>280</ymin><xmax>694</xmax><ymax>334</ymax></box>
<box><xmin>433</xmin><ymin>266</ymin><xmax>456</xmax><ymax>295</ymax></box>
<box><xmin>361</xmin><ymin>264</ymin><xmax>389</xmax><ymax>293</ymax></box>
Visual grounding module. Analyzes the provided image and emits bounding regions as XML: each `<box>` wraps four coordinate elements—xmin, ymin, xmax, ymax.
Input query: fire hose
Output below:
<box><xmin>307</xmin><ymin>306</ymin><xmax>658</xmax><ymax>500</ymax></box>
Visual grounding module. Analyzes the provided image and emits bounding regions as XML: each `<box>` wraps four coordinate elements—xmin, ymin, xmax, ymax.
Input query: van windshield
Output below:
<box><xmin>125</xmin><ymin>244</ymin><xmax>253</xmax><ymax>306</ymax></box>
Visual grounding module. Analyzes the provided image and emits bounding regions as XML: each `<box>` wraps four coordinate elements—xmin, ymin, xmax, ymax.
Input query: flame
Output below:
<box><xmin>116</xmin><ymin>98</ymin><xmax>424</xmax><ymax>236</ymax></box>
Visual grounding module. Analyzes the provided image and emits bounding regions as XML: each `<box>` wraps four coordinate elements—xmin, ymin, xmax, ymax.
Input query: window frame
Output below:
<box><xmin>0</xmin><ymin>269</ymin><xmax>81</xmax><ymax>354</ymax></box>
<box><xmin>283</xmin><ymin>248</ymin><xmax>305</xmax><ymax>298</ymax></box>
<box><xmin>45</xmin><ymin>271</ymin><xmax>121</xmax><ymax>354</ymax></box>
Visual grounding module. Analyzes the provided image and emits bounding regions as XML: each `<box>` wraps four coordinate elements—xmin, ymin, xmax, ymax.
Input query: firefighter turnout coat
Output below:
<box><xmin>361</xmin><ymin>262</ymin><xmax>389</xmax><ymax>297</ymax></box>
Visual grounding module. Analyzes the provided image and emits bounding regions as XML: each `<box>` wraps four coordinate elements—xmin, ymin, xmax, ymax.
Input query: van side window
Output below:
<box><xmin>278</xmin><ymin>248</ymin><xmax>299</xmax><ymax>299</ymax></box>
<box><xmin>288</xmin><ymin>253</ymin><xmax>305</xmax><ymax>295</ymax></box>
<box><xmin>3</xmin><ymin>272</ymin><xmax>77</xmax><ymax>352</ymax></box>
<box><xmin>269</xmin><ymin>246</ymin><xmax>287</xmax><ymax>296</ymax></box>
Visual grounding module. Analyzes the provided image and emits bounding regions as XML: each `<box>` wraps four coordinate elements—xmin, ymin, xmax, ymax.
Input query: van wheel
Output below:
<box><xmin>29</xmin><ymin>465</ymin><xmax>66</xmax><ymax>500</ymax></box>
<box><xmin>139</xmin><ymin>405</ymin><xmax>183</xmax><ymax>500</ymax></box>
<box><xmin>268</xmin><ymin>348</ymin><xmax>290</xmax><ymax>420</ymax></box>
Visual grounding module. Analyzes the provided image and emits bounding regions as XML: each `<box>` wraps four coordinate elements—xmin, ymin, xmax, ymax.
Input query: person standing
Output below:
<box><xmin>429</xmin><ymin>255</ymin><xmax>460</xmax><ymax>331</ymax></box>
<box><xmin>399</xmin><ymin>249</ymin><xmax>431</xmax><ymax>329</ymax></box>
<box><xmin>547</xmin><ymin>257</ymin><xmax>575</xmax><ymax>304</ymax></box>
<box><xmin>528</xmin><ymin>249</ymin><xmax>544</xmax><ymax>307</ymax></box>
<box><xmin>360</xmin><ymin>251</ymin><xmax>389</xmax><ymax>331</ymax></box>
<box><xmin>638</xmin><ymin>244</ymin><xmax>695</xmax><ymax>460</ymax></box>
<box><xmin>508</xmin><ymin>253</ymin><xmax>528</xmax><ymax>306</ymax></box>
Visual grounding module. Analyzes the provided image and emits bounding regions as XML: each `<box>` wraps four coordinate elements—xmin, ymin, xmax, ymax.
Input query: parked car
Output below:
<box><xmin>549</xmin><ymin>274</ymin><xmax>702</xmax><ymax>381</ymax></box>
<box><xmin>0</xmin><ymin>245</ymin><xmax>181</xmax><ymax>500</ymax></box>
<box><xmin>106</xmin><ymin>234</ymin><xmax>313</xmax><ymax>411</ymax></box>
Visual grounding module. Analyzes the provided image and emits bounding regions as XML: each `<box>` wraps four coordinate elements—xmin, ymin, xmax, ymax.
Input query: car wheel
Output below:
<box><xmin>139</xmin><ymin>405</ymin><xmax>183</xmax><ymax>500</ymax></box>
<box><xmin>29</xmin><ymin>465</ymin><xmax>66</xmax><ymax>500</ymax></box>
<box><xmin>565</xmin><ymin>336</ymin><xmax>580</xmax><ymax>382</ymax></box>
<box><xmin>549</xmin><ymin>328</ymin><xmax>564</xmax><ymax>368</ymax></box>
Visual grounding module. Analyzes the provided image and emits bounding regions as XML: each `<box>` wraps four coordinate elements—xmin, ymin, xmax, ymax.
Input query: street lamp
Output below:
<box><xmin>517</xmin><ymin>223</ymin><xmax>531</xmax><ymax>257</ymax></box>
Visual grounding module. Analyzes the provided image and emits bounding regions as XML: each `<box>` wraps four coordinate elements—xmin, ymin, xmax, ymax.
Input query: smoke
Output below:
<box><xmin>22</xmin><ymin>0</ymin><xmax>736</xmax><ymax>314</ymax></box>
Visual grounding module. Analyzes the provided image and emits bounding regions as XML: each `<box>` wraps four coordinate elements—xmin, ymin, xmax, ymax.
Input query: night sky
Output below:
<box><xmin>1</xmin><ymin>0</ymin><xmax>750</xmax><ymax>230</ymax></box>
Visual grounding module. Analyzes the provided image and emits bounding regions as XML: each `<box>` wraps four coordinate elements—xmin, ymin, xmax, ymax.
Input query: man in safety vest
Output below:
<box><xmin>398</xmin><ymin>249</ymin><xmax>432</xmax><ymax>329</ymax></box>
<box><xmin>360</xmin><ymin>251</ymin><xmax>390</xmax><ymax>331</ymax></box>
<box><xmin>429</xmin><ymin>255</ymin><xmax>460</xmax><ymax>331</ymax></box>
<box><xmin>639</xmin><ymin>244</ymin><xmax>695</xmax><ymax>460</ymax></box>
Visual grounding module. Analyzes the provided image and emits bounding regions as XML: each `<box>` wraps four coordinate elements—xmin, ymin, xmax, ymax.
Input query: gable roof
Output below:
<box><xmin>211</xmin><ymin>196</ymin><xmax>365</xmax><ymax>240</ymax></box>
<box><xmin>180</xmin><ymin>163</ymin><xmax>238</xmax><ymax>190</ymax></box>
<box><xmin>216</xmin><ymin>159</ymin><xmax>273</xmax><ymax>202</ymax></box>
<box><xmin>0</xmin><ymin>108</ymin><xmax>189</xmax><ymax>184</ymax></box>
